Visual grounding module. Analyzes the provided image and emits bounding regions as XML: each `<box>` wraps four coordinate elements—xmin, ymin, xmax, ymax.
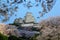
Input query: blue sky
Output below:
<box><xmin>1</xmin><ymin>0</ymin><xmax>60</xmax><ymax>24</ymax></box>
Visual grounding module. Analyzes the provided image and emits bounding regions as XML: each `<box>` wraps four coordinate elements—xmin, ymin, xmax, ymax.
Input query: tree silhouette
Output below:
<box><xmin>0</xmin><ymin>0</ymin><xmax>56</xmax><ymax>22</ymax></box>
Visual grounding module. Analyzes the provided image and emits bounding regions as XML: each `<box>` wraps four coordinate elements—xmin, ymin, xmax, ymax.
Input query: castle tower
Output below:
<box><xmin>14</xmin><ymin>18</ymin><xmax>23</xmax><ymax>24</ymax></box>
<box><xmin>24</xmin><ymin>12</ymin><xmax>35</xmax><ymax>23</ymax></box>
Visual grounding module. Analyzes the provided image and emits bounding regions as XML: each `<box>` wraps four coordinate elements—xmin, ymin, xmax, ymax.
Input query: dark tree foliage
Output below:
<box><xmin>8</xmin><ymin>35</ymin><xmax>18</xmax><ymax>40</ymax></box>
<box><xmin>0</xmin><ymin>33</ymin><xmax>8</xmax><ymax>40</ymax></box>
<box><xmin>0</xmin><ymin>0</ymin><xmax>56</xmax><ymax>22</ymax></box>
